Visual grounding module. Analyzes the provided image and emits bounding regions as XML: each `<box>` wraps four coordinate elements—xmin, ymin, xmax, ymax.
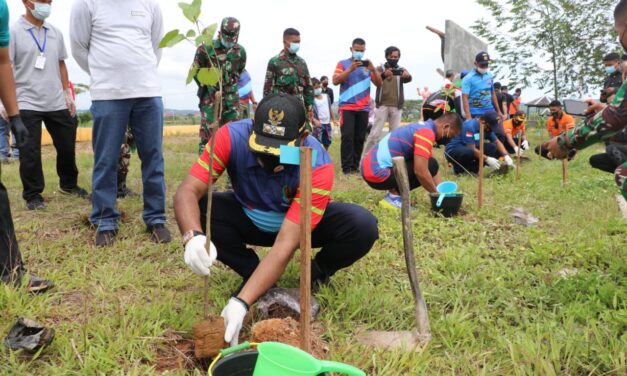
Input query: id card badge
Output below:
<box><xmin>35</xmin><ymin>54</ymin><xmax>46</xmax><ymax>70</ymax></box>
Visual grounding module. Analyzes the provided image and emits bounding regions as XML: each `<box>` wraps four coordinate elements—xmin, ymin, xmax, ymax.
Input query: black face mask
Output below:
<box><xmin>386</xmin><ymin>58</ymin><xmax>399</xmax><ymax>67</ymax></box>
<box><xmin>256</xmin><ymin>153</ymin><xmax>283</xmax><ymax>174</ymax></box>
<box><xmin>322</xmin><ymin>82</ymin><xmax>328</xmax><ymax>87</ymax></box>
<box><xmin>438</xmin><ymin>137</ymin><xmax>452</xmax><ymax>146</ymax></box>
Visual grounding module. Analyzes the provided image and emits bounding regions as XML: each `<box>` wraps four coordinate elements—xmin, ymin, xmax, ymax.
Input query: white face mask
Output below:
<box><xmin>477</xmin><ymin>67</ymin><xmax>488</xmax><ymax>74</ymax></box>
<box><xmin>29</xmin><ymin>1</ymin><xmax>51</xmax><ymax>21</ymax></box>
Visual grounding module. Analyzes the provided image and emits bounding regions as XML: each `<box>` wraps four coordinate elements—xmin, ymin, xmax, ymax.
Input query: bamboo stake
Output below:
<box><xmin>562</xmin><ymin>159</ymin><xmax>568</xmax><ymax>187</ymax></box>
<box><xmin>299</xmin><ymin>147</ymin><xmax>313</xmax><ymax>353</ymax></box>
<box><xmin>515</xmin><ymin>134</ymin><xmax>523</xmax><ymax>181</ymax></box>
<box><xmin>392</xmin><ymin>157</ymin><xmax>431</xmax><ymax>342</ymax></box>
<box><xmin>478</xmin><ymin>122</ymin><xmax>484</xmax><ymax>209</ymax></box>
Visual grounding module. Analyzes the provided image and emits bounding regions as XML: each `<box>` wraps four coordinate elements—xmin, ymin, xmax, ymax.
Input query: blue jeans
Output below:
<box><xmin>90</xmin><ymin>98</ymin><xmax>166</xmax><ymax>231</ymax></box>
<box><xmin>0</xmin><ymin>118</ymin><xmax>8</xmax><ymax>159</ymax></box>
<box><xmin>0</xmin><ymin>118</ymin><xmax>19</xmax><ymax>159</ymax></box>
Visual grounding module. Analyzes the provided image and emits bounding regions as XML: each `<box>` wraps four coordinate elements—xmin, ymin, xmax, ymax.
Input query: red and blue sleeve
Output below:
<box><xmin>413</xmin><ymin>128</ymin><xmax>435</xmax><ymax>159</ymax></box>
<box><xmin>189</xmin><ymin>125</ymin><xmax>231</xmax><ymax>184</ymax></box>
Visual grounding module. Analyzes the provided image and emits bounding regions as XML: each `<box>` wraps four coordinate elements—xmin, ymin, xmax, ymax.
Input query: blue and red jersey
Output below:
<box><xmin>361</xmin><ymin>120</ymin><xmax>437</xmax><ymax>183</ymax></box>
<box><xmin>334</xmin><ymin>58</ymin><xmax>376</xmax><ymax>112</ymax></box>
<box><xmin>190</xmin><ymin>119</ymin><xmax>334</xmax><ymax>233</ymax></box>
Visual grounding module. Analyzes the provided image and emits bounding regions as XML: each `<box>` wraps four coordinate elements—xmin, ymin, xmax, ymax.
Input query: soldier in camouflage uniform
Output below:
<box><xmin>543</xmin><ymin>1</ymin><xmax>627</xmax><ymax>200</ymax></box>
<box><xmin>117</xmin><ymin>127</ymin><xmax>139</xmax><ymax>198</ymax></box>
<box><xmin>194</xmin><ymin>17</ymin><xmax>246</xmax><ymax>154</ymax></box>
<box><xmin>263</xmin><ymin>28</ymin><xmax>314</xmax><ymax>120</ymax></box>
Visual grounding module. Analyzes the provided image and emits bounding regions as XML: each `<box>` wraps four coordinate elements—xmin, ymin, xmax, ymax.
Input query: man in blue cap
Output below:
<box><xmin>461</xmin><ymin>51</ymin><xmax>506</xmax><ymax>121</ymax></box>
<box><xmin>445</xmin><ymin>110</ymin><xmax>514</xmax><ymax>174</ymax></box>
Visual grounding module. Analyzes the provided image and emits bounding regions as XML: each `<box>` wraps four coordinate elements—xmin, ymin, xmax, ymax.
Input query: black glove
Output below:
<box><xmin>9</xmin><ymin>115</ymin><xmax>28</xmax><ymax>148</ymax></box>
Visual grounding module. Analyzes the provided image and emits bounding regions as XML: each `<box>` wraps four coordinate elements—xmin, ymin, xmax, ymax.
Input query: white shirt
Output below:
<box><xmin>314</xmin><ymin>95</ymin><xmax>331</xmax><ymax>123</ymax></box>
<box><xmin>70</xmin><ymin>0</ymin><xmax>163</xmax><ymax>100</ymax></box>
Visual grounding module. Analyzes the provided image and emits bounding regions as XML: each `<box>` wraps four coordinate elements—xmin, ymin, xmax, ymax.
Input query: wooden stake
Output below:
<box><xmin>299</xmin><ymin>147</ymin><xmax>313</xmax><ymax>353</ymax></box>
<box><xmin>204</xmin><ymin>92</ymin><xmax>222</xmax><ymax>320</ymax></box>
<box><xmin>562</xmin><ymin>159</ymin><xmax>568</xmax><ymax>187</ymax></box>
<box><xmin>392</xmin><ymin>157</ymin><xmax>431</xmax><ymax>342</ymax></box>
<box><xmin>478</xmin><ymin>122</ymin><xmax>484</xmax><ymax>209</ymax></box>
<box><xmin>515</xmin><ymin>134</ymin><xmax>523</xmax><ymax>181</ymax></box>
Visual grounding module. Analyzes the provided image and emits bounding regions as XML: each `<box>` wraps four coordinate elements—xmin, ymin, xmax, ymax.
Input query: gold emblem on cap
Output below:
<box><xmin>263</xmin><ymin>109</ymin><xmax>286</xmax><ymax>136</ymax></box>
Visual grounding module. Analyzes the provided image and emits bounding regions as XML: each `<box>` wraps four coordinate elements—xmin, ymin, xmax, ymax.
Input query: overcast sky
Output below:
<box><xmin>7</xmin><ymin>0</ymin><xmax>547</xmax><ymax>110</ymax></box>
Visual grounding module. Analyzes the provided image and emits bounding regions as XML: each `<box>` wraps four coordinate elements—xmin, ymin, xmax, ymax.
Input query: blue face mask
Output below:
<box><xmin>221</xmin><ymin>37</ymin><xmax>235</xmax><ymax>49</ymax></box>
<box><xmin>29</xmin><ymin>1</ymin><xmax>51</xmax><ymax>20</ymax></box>
<box><xmin>352</xmin><ymin>51</ymin><xmax>364</xmax><ymax>60</ymax></box>
<box><xmin>605</xmin><ymin>66</ymin><xmax>617</xmax><ymax>74</ymax></box>
<box><xmin>314</xmin><ymin>88</ymin><xmax>322</xmax><ymax>96</ymax></box>
<box><xmin>288</xmin><ymin>42</ymin><xmax>300</xmax><ymax>54</ymax></box>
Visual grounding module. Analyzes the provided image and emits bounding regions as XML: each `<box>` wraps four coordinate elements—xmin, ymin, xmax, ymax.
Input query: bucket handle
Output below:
<box><xmin>436</xmin><ymin>193</ymin><xmax>446</xmax><ymax>208</ymax></box>
<box><xmin>209</xmin><ymin>342</ymin><xmax>257</xmax><ymax>376</ymax></box>
<box><xmin>318</xmin><ymin>360</ymin><xmax>366</xmax><ymax>376</ymax></box>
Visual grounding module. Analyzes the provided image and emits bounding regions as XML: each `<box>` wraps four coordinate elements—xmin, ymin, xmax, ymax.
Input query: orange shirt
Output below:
<box><xmin>509</xmin><ymin>97</ymin><xmax>521</xmax><ymax>115</ymax></box>
<box><xmin>503</xmin><ymin>119</ymin><xmax>525</xmax><ymax>137</ymax></box>
<box><xmin>546</xmin><ymin>113</ymin><xmax>575</xmax><ymax>137</ymax></box>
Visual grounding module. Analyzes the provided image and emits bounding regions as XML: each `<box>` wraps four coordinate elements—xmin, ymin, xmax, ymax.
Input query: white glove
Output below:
<box><xmin>183</xmin><ymin>235</ymin><xmax>217</xmax><ymax>276</ymax></box>
<box><xmin>504</xmin><ymin>155</ymin><xmax>515</xmax><ymax>167</ymax></box>
<box><xmin>65</xmin><ymin>88</ymin><xmax>76</xmax><ymax>117</ymax></box>
<box><xmin>221</xmin><ymin>297</ymin><xmax>248</xmax><ymax>346</ymax></box>
<box><xmin>513</xmin><ymin>146</ymin><xmax>520</xmax><ymax>154</ymax></box>
<box><xmin>0</xmin><ymin>103</ymin><xmax>7</xmax><ymax>121</ymax></box>
<box><xmin>521</xmin><ymin>140</ymin><xmax>529</xmax><ymax>150</ymax></box>
<box><xmin>485</xmin><ymin>157</ymin><xmax>501</xmax><ymax>170</ymax></box>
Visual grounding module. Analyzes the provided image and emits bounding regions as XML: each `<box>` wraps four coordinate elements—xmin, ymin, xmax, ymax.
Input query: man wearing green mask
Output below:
<box><xmin>263</xmin><ymin>28</ymin><xmax>314</xmax><ymax>119</ymax></box>
<box><xmin>193</xmin><ymin>17</ymin><xmax>247</xmax><ymax>154</ymax></box>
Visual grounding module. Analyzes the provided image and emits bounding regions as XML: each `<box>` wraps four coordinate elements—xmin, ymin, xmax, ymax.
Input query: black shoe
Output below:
<box><xmin>26</xmin><ymin>275</ymin><xmax>54</xmax><ymax>294</ymax></box>
<box><xmin>95</xmin><ymin>230</ymin><xmax>117</xmax><ymax>247</ymax></box>
<box><xmin>59</xmin><ymin>186</ymin><xmax>90</xmax><ymax>199</ymax></box>
<box><xmin>117</xmin><ymin>186</ymin><xmax>140</xmax><ymax>198</ymax></box>
<box><xmin>147</xmin><ymin>224</ymin><xmax>171</xmax><ymax>244</ymax></box>
<box><xmin>26</xmin><ymin>198</ymin><xmax>45</xmax><ymax>210</ymax></box>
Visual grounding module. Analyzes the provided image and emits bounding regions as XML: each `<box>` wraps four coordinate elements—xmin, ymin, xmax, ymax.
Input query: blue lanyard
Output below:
<box><xmin>28</xmin><ymin>27</ymin><xmax>47</xmax><ymax>54</ymax></box>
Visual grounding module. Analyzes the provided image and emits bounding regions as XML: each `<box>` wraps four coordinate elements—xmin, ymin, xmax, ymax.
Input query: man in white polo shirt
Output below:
<box><xmin>10</xmin><ymin>0</ymin><xmax>87</xmax><ymax>211</ymax></box>
<box><xmin>70</xmin><ymin>0</ymin><xmax>169</xmax><ymax>247</ymax></box>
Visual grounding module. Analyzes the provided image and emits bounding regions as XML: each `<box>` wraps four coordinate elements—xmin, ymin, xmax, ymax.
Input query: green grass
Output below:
<box><xmin>0</xmin><ymin>132</ymin><xmax>625</xmax><ymax>375</ymax></box>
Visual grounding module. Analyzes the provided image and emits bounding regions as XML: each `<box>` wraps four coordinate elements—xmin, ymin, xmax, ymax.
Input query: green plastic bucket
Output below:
<box><xmin>252</xmin><ymin>342</ymin><xmax>365</xmax><ymax>376</ymax></box>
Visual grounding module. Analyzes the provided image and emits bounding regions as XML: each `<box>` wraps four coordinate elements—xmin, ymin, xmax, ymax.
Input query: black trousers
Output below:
<box><xmin>365</xmin><ymin>157</ymin><xmax>439</xmax><ymax>191</ymax></box>
<box><xmin>19</xmin><ymin>109</ymin><xmax>79</xmax><ymax>201</ymax></box>
<box><xmin>589</xmin><ymin>144</ymin><xmax>627</xmax><ymax>174</ymax></box>
<box><xmin>497</xmin><ymin>133</ymin><xmax>520</xmax><ymax>154</ymax></box>
<box><xmin>341</xmin><ymin>110</ymin><xmax>369</xmax><ymax>173</ymax></box>
<box><xmin>200</xmin><ymin>192</ymin><xmax>379</xmax><ymax>284</ymax></box>
<box><xmin>445</xmin><ymin>143</ymin><xmax>500</xmax><ymax>174</ymax></box>
<box><xmin>0</xmin><ymin>180</ymin><xmax>23</xmax><ymax>283</ymax></box>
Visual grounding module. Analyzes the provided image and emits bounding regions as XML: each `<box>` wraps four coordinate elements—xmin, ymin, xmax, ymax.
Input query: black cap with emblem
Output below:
<box><xmin>248</xmin><ymin>93</ymin><xmax>307</xmax><ymax>156</ymax></box>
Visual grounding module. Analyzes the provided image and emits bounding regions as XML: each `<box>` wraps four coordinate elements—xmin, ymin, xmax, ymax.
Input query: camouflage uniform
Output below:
<box><xmin>117</xmin><ymin>127</ymin><xmax>137</xmax><ymax>197</ymax></box>
<box><xmin>558</xmin><ymin>80</ymin><xmax>627</xmax><ymax>199</ymax></box>
<box><xmin>194</xmin><ymin>17</ymin><xmax>246</xmax><ymax>154</ymax></box>
<box><xmin>263</xmin><ymin>50</ymin><xmax>313</xmax><ymax>115</ymax></box>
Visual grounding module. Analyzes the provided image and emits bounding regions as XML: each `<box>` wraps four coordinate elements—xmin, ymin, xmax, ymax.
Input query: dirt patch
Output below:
<box><xmin>192</xmin><ymin>316</ymin><xmax>227</xmax><ymax>359</ymax></box>
<box><xmin>153</xmin><ymin>330</ymin><xmax>209</xmax><ymax>374</ymax></box>
<box><xmin>251</xmin><ymin>317</ymin><xmax>328</xmax><ymax>359</ymax></box>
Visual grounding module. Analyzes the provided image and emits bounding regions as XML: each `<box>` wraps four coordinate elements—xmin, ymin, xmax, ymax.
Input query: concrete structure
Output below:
<box><xmin>443</xmin><ymin>20</ymin><xmax>488</xmax><ymax>75</ymax></box>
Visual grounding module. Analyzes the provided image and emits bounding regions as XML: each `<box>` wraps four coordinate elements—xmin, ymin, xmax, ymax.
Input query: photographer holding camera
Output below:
<box><xmin>363</xmin><ymin>46</ymin><xmax>412</xmax><ymax>155</ymax></box>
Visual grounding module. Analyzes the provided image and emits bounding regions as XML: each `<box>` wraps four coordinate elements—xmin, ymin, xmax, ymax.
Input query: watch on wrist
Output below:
<box><xmin>182</xmin><ymin>230</ymin><xmax>204</xmax><ymax>245</ymax></box>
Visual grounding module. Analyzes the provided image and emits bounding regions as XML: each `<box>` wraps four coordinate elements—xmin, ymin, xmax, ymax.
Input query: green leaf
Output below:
<box><xmin>197</xmin><ymin>67</ymin><xmax>220</xmax><ymax>86</ymax></box>
<box><xmin>195</xmin><ymin>23</ymin><xmax>217</xmax><ymax>47</ymax></box>
<box><xmin>186</xmin><ymin>29</ymin><xmax>196</xmax><ymax>38</ymax></box>
<box><xmin>178</xmin><ymin>0</ymin><xmax>201</xmax><ymax>23</ymax></box>
<box><xmin>187</xmin><ymin>64</ymin><xmax>199</xmax><ymax>85</ymax></box>
<box><xmin>159</xmin><ymin>29</ymin><xmax>185</xmax><ymax>48</ymax></box>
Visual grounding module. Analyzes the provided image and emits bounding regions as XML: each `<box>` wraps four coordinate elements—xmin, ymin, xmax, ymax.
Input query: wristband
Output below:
<box><xmin>231</xmin><ymin>295</ymin><xmax>250</xmax><ymax>311</ymax></box>
<box><xmin>182</xmin><ymin>229</ymin><xmax>204</xmax><ymax>245</ymax></box>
